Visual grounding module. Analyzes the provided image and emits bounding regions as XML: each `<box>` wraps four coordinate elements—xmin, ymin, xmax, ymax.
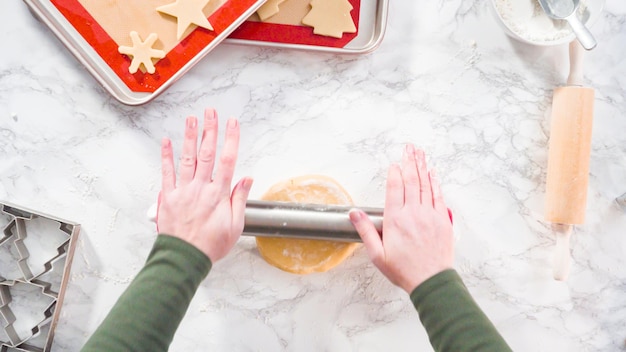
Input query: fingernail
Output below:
<box><xmin>227</xmin><ymin>118</ymin><xmax>238</xmax><ymax>129</ymax></box>
<box><xmin>205</xmin><ymin>108</ymin><xmax>216</xmax><ymax>121</ymax></box>
<box><xmin>416</xmin><ymin>148</ymin><xmax>425</xmax><ymax>159</ymax></box>
<box><xmin>417</xmin><ymin>150</ymin><xmax>426</xmax><ymax>168</ymax></box>
<box><xmin>161</xmin><ymin>138</ymin><xmax>170</xmax><ymax>148</ymax></box>
<box><xmin>187</xmin><ymin>116</ymin><xmax>197</xmax><ymax>129</ymax></box>
<box><xmin>430</xmin><ymin>168</ymin><xmax>437</xmax><ymax>180</ymax></box>
<box><xmin>405</xmin><ymin>144</ymin><xmax>414</xmax><ymax>155</ymax></box>
<box><xmin>349</xmin><ymin>209</ymin><xmax>362</xmax><ymax>222</ymax></box>
<box><xmin>243</xmin><ymin>177</ymin><xmax>253</xmax><ymax>191</ymax></box>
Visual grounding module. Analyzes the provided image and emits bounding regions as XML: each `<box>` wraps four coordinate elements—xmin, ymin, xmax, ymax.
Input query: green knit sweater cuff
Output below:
<box><xmin>155</xmin><ymin>234</ymin><xmax>212</xmax><ymax>278</ymax></box>
<box><xmin>408</xmin><ymin>269</ymin><xmax>512</xmax><ymax>352</ymax></box>
<box><xmin>409</xmin><ymin>269</ymin><xmax>460</xmax><ymax>305</ymax></box>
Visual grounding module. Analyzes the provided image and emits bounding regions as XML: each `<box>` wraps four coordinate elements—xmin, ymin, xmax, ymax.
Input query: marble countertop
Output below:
<box><xmin>1</xmin><ymin>0</ymin><xmax>625</xmax><ymax>351</ymax></box>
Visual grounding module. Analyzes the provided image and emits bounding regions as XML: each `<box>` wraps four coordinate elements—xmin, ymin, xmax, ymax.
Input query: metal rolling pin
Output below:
<box><xmin>243</xmin><ymin>200</ymin><xmax>383</xmax><ymax>242</ymax></box>
<box><xmin>147</xmin><ymin>200</ymin><xmax>383</xmax><ymax>242</ymax></box>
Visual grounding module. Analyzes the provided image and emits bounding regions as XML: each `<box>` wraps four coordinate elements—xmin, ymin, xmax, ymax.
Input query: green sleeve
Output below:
<box><xmin>82</xmin><ymin>234</ymin><xmax>212</xmax><ymax>352</ymax></box>
<box><xmin>411</xmin><ymin>270</ymin><xmax>512</xmax><ymax>352</ymax></box>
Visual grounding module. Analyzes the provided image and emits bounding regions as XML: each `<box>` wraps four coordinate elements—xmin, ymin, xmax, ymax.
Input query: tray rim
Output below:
<box><xmin>22</xmin><ymin>0</ymin><xmax>269</xmax><ymax>106</ymax></box>
<box><xmin>225</xmin><ymin>0</ymin><xmax>389</xmax><ymax>54</ymax></box>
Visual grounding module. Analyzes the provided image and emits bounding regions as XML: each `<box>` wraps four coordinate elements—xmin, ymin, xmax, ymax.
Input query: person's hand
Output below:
<box><xmin>349</xmin><ymin>144</ymin><xmax>454</xmax><ymax>293</ymax></box>
<box><xmin>157</xmin><ymin>108</ymin><xmax>253</xmax><ymax>263</ymax></box>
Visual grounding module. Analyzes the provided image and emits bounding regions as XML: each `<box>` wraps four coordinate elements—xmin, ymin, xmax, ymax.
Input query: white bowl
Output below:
<box><xmin>490</xmin><ymin>0</ymin><xmax>605</xmax><ymax>46</ymax></box>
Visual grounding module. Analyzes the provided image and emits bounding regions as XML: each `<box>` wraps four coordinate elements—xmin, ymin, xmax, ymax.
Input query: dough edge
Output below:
<box><xmin>256</xmin><ymin>175</ymin><xmax>360</xmax><ymax>275</ymax></box>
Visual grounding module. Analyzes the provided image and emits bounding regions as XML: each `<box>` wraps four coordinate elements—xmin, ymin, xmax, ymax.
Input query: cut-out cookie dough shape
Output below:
<box><xmin>257</xmin><ymin>0</ymin><xmax>288</xmax><ymax>21</ymax></box>
<box><xmin>256</xmin><ymin>175</ymin><xmax>360</xmax><ymax>274</ymax></box>
<box><xmin>157</xmin><ymin>0</ymin><xmax>214</xmax><ymax>40</ymax></box>
<box><xmin>118</xmin><ymin>32</ymin><xmax>165</xmax><ymax>74</ymax></box>
<box><xmin>302</xmin><ymin>0</ymin><xmax>356</xmax><ymax>39</ymax></box>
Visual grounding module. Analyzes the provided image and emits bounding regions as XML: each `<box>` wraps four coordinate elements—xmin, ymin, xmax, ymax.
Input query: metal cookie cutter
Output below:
<box><xmin>0</xmin><ymin>280</ymin><xmax>57</xmax><ymax>351</ymax></box>
<box><xmin>0</xmin><ymin>202</ymin><xmax>80</xmax><ymax>352</ymax></box>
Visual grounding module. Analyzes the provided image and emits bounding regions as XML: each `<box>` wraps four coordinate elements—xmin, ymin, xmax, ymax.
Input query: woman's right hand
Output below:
<box><xmin>349</xmin><ymin>144</ymin><xmax>454</xmax><ymax>293</ymax></box>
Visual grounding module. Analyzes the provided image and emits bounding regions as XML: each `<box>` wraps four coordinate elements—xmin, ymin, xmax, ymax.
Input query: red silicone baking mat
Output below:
<box><xmin>226</xmin><ymin>0</ymin><xmax>388</xmax><ymax>54</ymax></box>
<box><xmin>229</xmin><ymin>0</ymin><xmax>360</xmax><ymax>48</ymax></box>
<box><xmin>51</xmin><ymin>0</ymin><xmax>260</xmax><ymax>93</ymax></box>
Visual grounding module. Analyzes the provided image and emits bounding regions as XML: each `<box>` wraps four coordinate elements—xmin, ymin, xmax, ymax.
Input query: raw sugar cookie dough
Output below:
<box><xmin>157</xmin><ymin>0</ymin><xmax>215</xmax><ymax>40</ymax></box>
<box><xmin>256</xmin><ymin>0</ymin><xmax>288</xmax><ymax>21</ymax></box>
<box><xmin>117</xmin><ymin>31</ymin><xmax>165</xmax><ymax>74</ymax></box>
<box><xmin>77</xmin><ymin>0</ymin><xmax>227</xmax><ymax>48</ymax></box>
<box><xmin>256</xmin><ymin>175</ymin><xmax>360</xmax><ymax>274</ymax></box>
<box><xmin>302</xmin><ymin>0</ymin><xmax>356</xmax><ymax>38</ymax></box>
<box><xmin>250</xmin><ymin>0</ymin><xmax>356</xmax><ymax>38</ymax></box>
<box><xmin>77</xmin><ymin>0</ymin><xmax>227</xmax><ymax>74</ymax></box>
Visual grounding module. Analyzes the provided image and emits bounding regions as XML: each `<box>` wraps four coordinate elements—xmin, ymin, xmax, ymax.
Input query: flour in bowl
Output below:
<box><xmin>494</xmin><ymin>0</ymin><xmax>589</xmax><ymax>43</ymax></box>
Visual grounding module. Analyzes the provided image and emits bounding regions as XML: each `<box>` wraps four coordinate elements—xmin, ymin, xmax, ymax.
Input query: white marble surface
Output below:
<box><xmin>1</xmin><ymin>0</ymin><xmax>625</xmax><ymax>351</ymax></box>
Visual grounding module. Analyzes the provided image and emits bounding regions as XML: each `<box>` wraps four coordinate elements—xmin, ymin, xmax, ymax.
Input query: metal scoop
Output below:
<box><xmin>538</xmin><ymin>0</ymin><xmax>596</xmax><ymax>50</ymax></box>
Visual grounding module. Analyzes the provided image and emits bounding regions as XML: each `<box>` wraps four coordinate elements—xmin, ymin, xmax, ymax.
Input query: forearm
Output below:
<box><xmin>82</xmin><ymin>235</ymin><xmax>212</xmax><ymax>352</ymax></box>
<box><xmin>411</xmin><ymin>270</ymin><xmax>511</xmax><ymax>352</ymax></box>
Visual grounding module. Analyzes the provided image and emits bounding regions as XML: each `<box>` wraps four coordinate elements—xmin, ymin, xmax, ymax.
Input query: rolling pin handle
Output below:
<box><xmin>567</xmin><ymin>40</ymin><xmax>585</xmax><ymax>86</ymax></box>
<box><xmin>552</xmin><ymin>223</ymin><xmax>573</xmax><ymax>281</ymax></box>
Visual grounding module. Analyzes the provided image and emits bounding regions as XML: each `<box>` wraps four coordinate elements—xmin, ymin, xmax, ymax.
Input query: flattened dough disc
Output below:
<box><xmin>256</xmin><ymin>175</ymin><xmax>360</xmax><ymax>274</ymax></box>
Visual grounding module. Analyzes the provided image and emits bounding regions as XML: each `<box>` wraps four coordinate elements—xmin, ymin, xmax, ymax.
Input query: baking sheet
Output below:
<box><xmin>227</xmin><ymin>0</ymin><xmax>388</xmax><ymax>54</ymax></box>
<box><xmin>23</xmin><ymin>0</ymin><xmax>267</xmax><ymax>105</ymax></box>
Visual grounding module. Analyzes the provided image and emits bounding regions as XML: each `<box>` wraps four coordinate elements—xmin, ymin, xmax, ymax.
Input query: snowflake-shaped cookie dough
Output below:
<box><xmin>157</xmin><ymin>0</ymin><xmax>214</xmax><ymax>40</ymax></box>
<box><xmin>118</xmin><ymin>31</ymin><xmax>166</xmax><ymax>74</ymax></box>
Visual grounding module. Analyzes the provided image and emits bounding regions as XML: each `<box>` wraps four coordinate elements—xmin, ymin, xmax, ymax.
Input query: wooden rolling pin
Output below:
<box><xmin>545</xmin><ymin>40</ymin><xmax>595</xmax><ymax>281</ymax></box>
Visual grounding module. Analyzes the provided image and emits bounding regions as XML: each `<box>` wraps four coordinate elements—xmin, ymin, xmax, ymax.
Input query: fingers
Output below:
<box><xmin>161</xmin><ymin>138</ymin><xmax>176</xmax><ymax>194</ymax></box>
<box><xmin>165</xmin><ymin>111</ymin><xmax>240</xmax><ymax>192</ymax></box>
<box><xmin>349</xmin><ymin>209</ymin><xmax>384</xmax><ymax>267</ymax></box>
<box><xmin>385</xmin><ymin>164</ymin><xmax>404</xmax><ymax>212</ymax></box>
<box><xmin>401</xmin><ymin>144</ymin><xmax>420</xmax><ymax>207</ymax></box>
<box><xmin>230</xmin><ymin>177</ymin><xmax>253</xmax><ymax>234</ymax></box>
<box><xmin>195</xmin><ymin>108</ymin><xmax>219</xmax><ymax>182</ymax></box>
<box><xmin>430</xmin><ymin>169</ymin><xmax>448</xmax><ymax>218</ymax></box>
<box><xmin>178</xmin><ymin>116</ymin><xmax>199</xmax><ymax>186</ymax></box>
<box><xmin>214</xmin><ymin>118</ymin><xmax>240</xmax><ymax>193</ymax></box>
<box><xmin>416</xmin><ymin>149</ymin><xmax>432</xmax><ymax>206</ymax></box>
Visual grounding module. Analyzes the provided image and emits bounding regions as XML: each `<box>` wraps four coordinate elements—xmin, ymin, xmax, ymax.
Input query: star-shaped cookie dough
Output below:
<box><xmin>157</xmin><ymin>0</ymin><xmax>214</xmax><ymax>40</ymax></box>
<box><xmin>118</xmin><ymin>31</ymin><xmax>165</xmax><ymax>74</ymax></box>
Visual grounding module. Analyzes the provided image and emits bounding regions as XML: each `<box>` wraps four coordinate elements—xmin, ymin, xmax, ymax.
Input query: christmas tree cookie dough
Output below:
<box><xmin>255</xmin><ymin>175</ymin><xmax>360</xmax><ymax>274</ymax></box>
<box><xmin>257</xmin><ymin>0</ymin><xmax>288</xmax><ymax>21</ymax></box>
<box><xmin>302</xmin><ymin>0</ymin><xmax>356</xmax><ymax>38</ymax></box>
<box><xmin>118</xmin><ymin>31</ymin><xmax>165</xmax><ymax>74</ymax></box>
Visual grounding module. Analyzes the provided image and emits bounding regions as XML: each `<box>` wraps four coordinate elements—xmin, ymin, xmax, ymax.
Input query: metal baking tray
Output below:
<box><xmin>226</xmin><ymin>0</ymin><xmax>389</xmax><ymax>54</ymax></box>
<box><xmin>22</xmin><ymin>0</ymin><xmax>267</xmax><ymax>106</ymax></box>
<box><xmin>0</xmin><ymin>201</ymin><xmax>80</xmax><ymax>352</ymax></box>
